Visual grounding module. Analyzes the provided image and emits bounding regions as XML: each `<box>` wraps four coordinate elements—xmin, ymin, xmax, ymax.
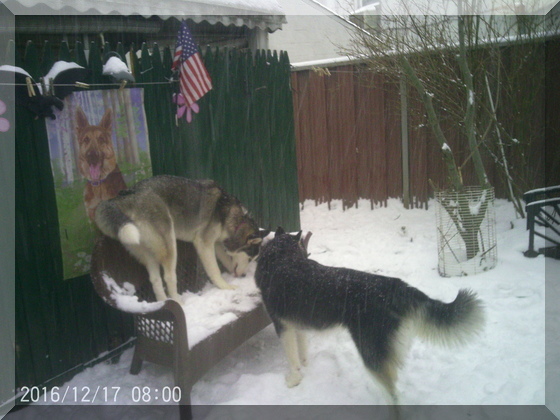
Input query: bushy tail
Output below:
<box><xmin>95</xmin><ymin>200</ymin><xmax>140</xmax><ymax>245</ymax></box>
<box><xmin>416</xmin><ymin>289</ymin><xmax>485</xmax><ymax>347</ymax></box>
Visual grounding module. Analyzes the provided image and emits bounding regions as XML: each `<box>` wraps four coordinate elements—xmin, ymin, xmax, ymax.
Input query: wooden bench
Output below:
<box><xmin>89</xmin><ymin>235</ymin><xmax>277</xmax><ymax>417</ymax></box>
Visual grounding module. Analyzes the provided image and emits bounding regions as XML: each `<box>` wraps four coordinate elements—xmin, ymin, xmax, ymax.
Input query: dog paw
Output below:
<box><xmin>285</xmin><ymin>370</ymin><xmax>303</xmax><ymax>388</ymax></box>
<box><xmin>219</xmin><ymin>283</ymin><xmax>237</xmax><ymax>290</ymax></box>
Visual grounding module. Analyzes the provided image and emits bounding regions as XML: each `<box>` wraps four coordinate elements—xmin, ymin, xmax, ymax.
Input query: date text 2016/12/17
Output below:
<box><xmin>19</xmin><ymin>385</ymin><xmax>182</xmax><ymax>404</ymax></box>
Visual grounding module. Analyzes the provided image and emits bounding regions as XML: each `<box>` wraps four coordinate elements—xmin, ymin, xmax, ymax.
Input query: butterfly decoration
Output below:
<box><xmin>173</xmin><ymin>93</ymin><xmax>199</xmax><ymax>124</ymax></box>
<box><xmin>0</xmin><ymin>99</ymin><xmax>10</xmax><ymax>132</ymax></box>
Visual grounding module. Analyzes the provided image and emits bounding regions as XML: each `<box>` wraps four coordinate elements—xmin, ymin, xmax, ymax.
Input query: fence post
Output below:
<box><xmin>400</xmin><ymin>77</ymin><xmax>410</xmax><ymax>209</ymax></box>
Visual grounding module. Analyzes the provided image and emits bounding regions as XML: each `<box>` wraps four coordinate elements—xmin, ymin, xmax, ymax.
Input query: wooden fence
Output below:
<box><xmin>292</xmin><ymin>38</ymin><xmax>560</xmax><ymax>209</ymax></box>
<box><xmin>9</xmin><ymin>39</ymin><xmax>300</xmax><ymax>392</ymax></box>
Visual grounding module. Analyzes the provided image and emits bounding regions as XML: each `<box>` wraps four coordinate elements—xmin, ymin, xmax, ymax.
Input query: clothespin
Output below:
<box><xmin>48</xmin><ymin>78</ymin><xmax>55</xmax><ymax>97</ymax></box>
<box><xmin>40</xmin><ymin>77</ymin><xmax>47</xmax><ymax>96</ymax></box>
<box><xmin>119</xmin><ymin>80</ymin><xmax>128</xmax><ymax>91</ymax></box>
<box><xmin>75</xmin><ymin>82</ymin><xmax>90</xmax><ymax>89</ymax></box>
<box><xmin>25</xmin><ymin>77</ymin><xmax>36</xmax><ymax>97</ymax></box>
<box><xmin>311</xmin><ymin>66</ymin><xmax>331</xmax><ymax>77</ymax></box>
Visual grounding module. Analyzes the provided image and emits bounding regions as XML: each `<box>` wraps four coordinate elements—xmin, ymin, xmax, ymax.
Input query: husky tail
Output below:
<box><xmin>95</xmin><ymin>199</ymin><xmax>140</xmax><ymax>245</ymax></box>
<box><xmin>415</xmin><ymin>289</ymin><xmax>485</xmax><ymax>347</ymax></box>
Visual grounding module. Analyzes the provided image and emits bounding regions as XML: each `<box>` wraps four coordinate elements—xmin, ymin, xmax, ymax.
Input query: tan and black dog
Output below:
<box><xmin>75</xmin><ymin>107</ymin><xmax>127</xmax><ymax>221</ymax></box>
<box><xmin>95</xmin><ymin>175</ymin><xmax>269</xmax><ymax>301</ymax></box>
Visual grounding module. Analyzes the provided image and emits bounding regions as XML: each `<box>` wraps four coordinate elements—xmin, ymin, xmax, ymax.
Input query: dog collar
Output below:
<box><xmin>89</xmin><ymin>178</ymin><xmax>105</xmax><ymax>187</ymax></box>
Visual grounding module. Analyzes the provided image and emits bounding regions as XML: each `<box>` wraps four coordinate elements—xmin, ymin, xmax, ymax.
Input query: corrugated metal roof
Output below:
<box><xmin>2</xmin><ymin>0</ymin><xmax>287</xmax><ymax>32</ymax></box>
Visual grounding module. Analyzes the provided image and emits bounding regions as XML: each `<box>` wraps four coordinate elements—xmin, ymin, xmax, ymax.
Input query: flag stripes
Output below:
<box><xmin>173</xmin><ymin>20</ymin><xmax>212</xmax><ymax>107</ymax></box>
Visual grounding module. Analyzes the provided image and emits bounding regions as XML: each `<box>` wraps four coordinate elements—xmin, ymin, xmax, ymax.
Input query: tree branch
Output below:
<box><xmin>457</xmin><ymin>15</ymin><xmax>490</xmax><ymax>188</ymax></box>
<box><xmin>399</xmin><ymin>54</ymin><xmax>464</xmax><ymax>191</ymax></box>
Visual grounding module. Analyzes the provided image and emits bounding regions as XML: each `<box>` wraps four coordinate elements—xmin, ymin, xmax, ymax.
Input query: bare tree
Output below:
<box><xmin>344</xmin><ymin>0</ymin><xmax>554</xmax><ymax>258</ymax></box>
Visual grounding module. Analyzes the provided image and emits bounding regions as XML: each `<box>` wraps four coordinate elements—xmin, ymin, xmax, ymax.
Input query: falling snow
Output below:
<box><xmin>23</xmin><ymin>198</ymin><xmax>557</xmax><ymax>418</ymax></box>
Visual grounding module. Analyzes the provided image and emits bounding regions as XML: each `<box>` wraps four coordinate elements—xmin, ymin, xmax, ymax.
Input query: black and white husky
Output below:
<box><xmin>255</xmin><ymin>228</ymin><xmax>485</xmax><ymax>414</ymax></box>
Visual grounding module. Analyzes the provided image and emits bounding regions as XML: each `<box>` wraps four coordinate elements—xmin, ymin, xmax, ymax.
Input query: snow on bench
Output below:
<box><xmin>102</xmin><ymin>268</ymin><xmax>262</xmax><ymax>349</ymax></box>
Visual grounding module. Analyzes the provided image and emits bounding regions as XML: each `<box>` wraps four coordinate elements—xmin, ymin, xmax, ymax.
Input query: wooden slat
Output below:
<box><xmin>310</xmin><ymin>72</ymin><xmax>329</xmax><ymax>204</ymax></box>
<box><xmin>384</xmin><ymin>79</ymin><xmax>403</xmax><ymax>201</ymax></box>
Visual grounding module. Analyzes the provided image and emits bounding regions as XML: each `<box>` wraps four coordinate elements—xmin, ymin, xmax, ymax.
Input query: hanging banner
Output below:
<box><xmin>46</xmin><ymin>88</ymin><xmax>152</xmax><ymax>279</ymax></box>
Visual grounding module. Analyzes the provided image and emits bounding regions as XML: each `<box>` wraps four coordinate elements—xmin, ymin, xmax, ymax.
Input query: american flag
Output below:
<box><xmin>172</xmin><ymin>20</ymin><xmax>212</xmax><ymax>106</ymax></box>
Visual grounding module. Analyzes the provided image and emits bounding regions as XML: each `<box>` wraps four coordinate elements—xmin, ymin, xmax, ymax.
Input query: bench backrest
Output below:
<box><xmin>90</xmin><ymin>235</ymin><xmax>207</xmax><ymax>311</ymax></box>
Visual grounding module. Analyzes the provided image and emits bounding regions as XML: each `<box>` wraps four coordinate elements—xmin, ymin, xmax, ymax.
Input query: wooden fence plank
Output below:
<box><xmin>292</xmin><ymin>71</ymin><xmax>313</xmax><ymax>203</ymax></box>
<box><xmin>336</xmin><ymin>66</ymin><xmax>358</xmax><ymax>209</ymax></box>
<box><xmin>309</xmin><ymin>72</ymin><xmax>329</xmax><ymax>203</ymax></box>
<box><xmin>356</xmin><ymin>71</ymin><xmax>387</xmax><ymax>206</ymax></box>
<box><xmin>278</xmin><ymin>50</ymin><xmax>301</xmax><ymax>230</ymax></box>
<box><xmin>384</xmin><ymin>80</ymin><xmax>403</xmax><ymax>201</ymax></box>
<box><xmin>354</xmin><ymin>72</ymin><xmax>373</xmax><ymax>203</ymax></box>
<box><xmin>16</xmin><ymin>40</ymin><xmax>61</xmax><ymax>385</ymax></box>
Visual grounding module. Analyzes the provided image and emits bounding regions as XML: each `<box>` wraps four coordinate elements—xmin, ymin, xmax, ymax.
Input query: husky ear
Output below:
<box><xmin>294</xmin><ymin>231</ymin><xmax>302</xmax><ymax>241</ymax></box>
<box><xmin>275</xmin><ymin>226</ymin><xmax>285</xmax><ymax>236</ymax></box>
<box><xmin>248</xmin><ymin>237</ymin><xmax>263</xmax><ymax>245</ymax></box>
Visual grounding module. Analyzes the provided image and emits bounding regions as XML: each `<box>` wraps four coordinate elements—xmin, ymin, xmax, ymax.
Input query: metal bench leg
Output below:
<box><xmin>129</xmin><ymin>348</ymin><xmax>143</xmax><ymax>374</ymax></box>
<box><xmin>524</xmin><ymin>206</ymin><xmax>539</xmax><ymax>258</ymax></box>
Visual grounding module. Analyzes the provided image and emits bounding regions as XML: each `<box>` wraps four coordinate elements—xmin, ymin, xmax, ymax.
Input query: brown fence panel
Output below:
<box><xmin>293</xmin><ymin>71</ymin><xmax>330</xmax><ymax>204</ymax></box>
<box><xmin>293</xmin><ymin>38</ymin><xmax>558</xmax><ymax>209</ymax></box>
<box><xmin>326</xmin><ymin>66</ymin><xmax>357</xmax><ymax>208</ymax></box>
<box><xmin>309</xmin><ymin>72</ymin><xmax>330</xmax><ymax>203</ymax></box>
<box><xmin>355</xmin><ymin>72</ymin><xmax>387</xmax><ymax>207</ymax></box>
<box><xmin>354</xmin><ymin>72</ymin><xmax>374</xmax><ymax>203</ymax></box>
<box><xmin>384</xmin><ymin>80</ymin><xmax>403</xmax><ymax>201</ymax></box>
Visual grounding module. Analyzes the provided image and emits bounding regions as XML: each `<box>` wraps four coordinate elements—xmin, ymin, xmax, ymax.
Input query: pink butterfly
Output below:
<box><xmin>173</xmin><ymin>93</ymin><xmax>199</xmax><ymax>123</ymax></box>
<box><xmin>0</xmin><ymin>99</ymin><xmax>9</xmax><ymax>132</ymax></box>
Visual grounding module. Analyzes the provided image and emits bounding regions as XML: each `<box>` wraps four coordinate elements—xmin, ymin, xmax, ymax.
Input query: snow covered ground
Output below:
<box><xmin>17</xmin><ymin>198</ymin><xmax>558</xmax><ymax>419</ymax></box>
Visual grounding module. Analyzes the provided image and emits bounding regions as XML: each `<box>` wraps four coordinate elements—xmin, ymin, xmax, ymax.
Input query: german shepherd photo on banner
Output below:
<box><xmin>46</xmin><ymin>88</ymin><xmax>152</xmax><ymax>279</ymax></box>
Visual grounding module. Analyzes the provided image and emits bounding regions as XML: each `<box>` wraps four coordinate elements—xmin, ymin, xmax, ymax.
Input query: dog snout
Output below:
<box><xmin>86</xmin><ymin>149</ymin><xmax>103</xmax><ymax>166</ymax></box>
<box><xmin>233</xmin><ymin>265</ymin><xmax>247</xmax><ymax>278</ymax></box>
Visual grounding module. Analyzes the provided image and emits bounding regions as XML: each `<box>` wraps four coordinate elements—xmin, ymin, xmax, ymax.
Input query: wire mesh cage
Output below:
<box><xmin>435</xmin><ymin>186</ymin><xmax>497</xmax><ymax>277</ymax></box>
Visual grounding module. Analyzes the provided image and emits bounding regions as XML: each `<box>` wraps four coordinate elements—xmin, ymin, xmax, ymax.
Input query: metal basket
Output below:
<box><xmin>435</xmin><ymin>186</ymin><xmax>497</xmax><ymax>277</ymax></box>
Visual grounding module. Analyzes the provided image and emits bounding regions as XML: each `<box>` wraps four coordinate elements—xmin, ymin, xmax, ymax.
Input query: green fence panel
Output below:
<box><xmin>73</xmin><ymin>41</ymin><xmax>87</xmax><ymax>69</ymax></box>
<box><xmin>58</xmin><ymin>41</ymin><xmax>71</xmax><ymax>62</ymax></box>
<box><xmin>14</xmin><ymin>40</ymin><xmax>300</xmax><ymax>392</ymax></box>
<box><xmin>15</xmin><ymin>41</ymin><xmax>135</xmax><ymax>390</ymax></box>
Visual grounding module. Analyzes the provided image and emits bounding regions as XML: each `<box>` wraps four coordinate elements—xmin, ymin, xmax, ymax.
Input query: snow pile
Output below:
<box><xmin>28</xmin><ymin>199</ymin><xmax>554</xmax><ymax>413</ymax></box>
<box><xmin>43</xmin><ymin>61</ymin><xmax>84</xmax><ymax>83</ymax></box>
<box><xmin>0</xmin><ymin>64</ymin><xmax>32</xmax><ymax>78</ymax></box>
<box><xmin>102</xmin><ymin>57</ymin><xmax>134</xmax><ymax>82</ymax></box>
<box><xmin>103</xmin><ymin>274</ymin><xmax>165</xmax><ymax>314</ymax></box>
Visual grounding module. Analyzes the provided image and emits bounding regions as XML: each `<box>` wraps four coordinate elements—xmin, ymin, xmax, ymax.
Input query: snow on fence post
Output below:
<box><xmin>435</xmin><ymin>186</ymin><xmax>497</xmax><ymax>277</ymax></box>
